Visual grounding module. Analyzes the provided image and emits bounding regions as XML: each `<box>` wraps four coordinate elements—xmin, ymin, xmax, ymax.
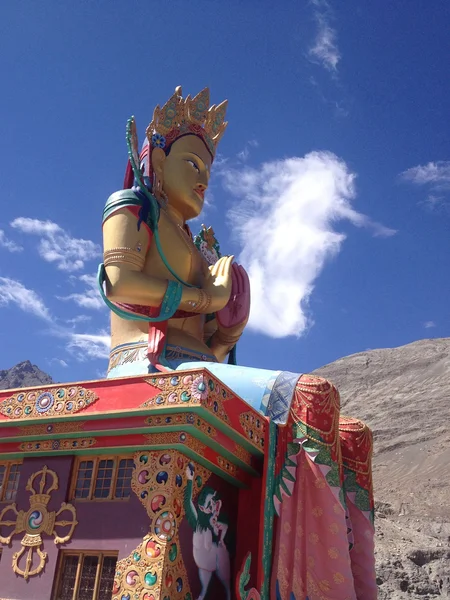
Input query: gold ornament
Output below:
<box><xmin>146</xmin><ymin>86</ymin><xmax>228</xmax><ymax>158</ymax></box>
<box><xmin>0</xmin><ymin>385</ymin><xmax>98</xmax><ymax>420</ymax></box>
<box><xmin>0</xmin><ymin>466</ymin><xmax>77</xmax><ymax>580</ymax></box>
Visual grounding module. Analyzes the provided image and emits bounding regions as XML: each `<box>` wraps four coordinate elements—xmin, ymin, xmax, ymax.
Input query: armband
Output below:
<box><xmin>104</xmin><ymin>247</ymin><xmax>145</xmax><ymax>270</ymax></box>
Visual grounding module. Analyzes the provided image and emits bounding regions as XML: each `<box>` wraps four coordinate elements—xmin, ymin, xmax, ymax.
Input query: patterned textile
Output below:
<box><xmin>270</xmin><ymin>375</ymin><xmax>376</xmax><ymax>600</ymax></box>
<box><xmin>107</xmin><ymin>342</ymin><xmax>216</xmax><ymax>377</ymax></box>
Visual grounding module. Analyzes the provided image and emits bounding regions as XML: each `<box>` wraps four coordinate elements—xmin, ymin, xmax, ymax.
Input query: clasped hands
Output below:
<box><xmin>203</xmin><ymin>255</ymin><xmax>251</xmax><ymax>344</ymax></box>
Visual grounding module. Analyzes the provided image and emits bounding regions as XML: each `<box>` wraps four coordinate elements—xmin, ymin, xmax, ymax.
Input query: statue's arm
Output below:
<box><xmin>103</xmin><ymin>208</ymin><xmax>205</xmax><ymax>311</ymax></box>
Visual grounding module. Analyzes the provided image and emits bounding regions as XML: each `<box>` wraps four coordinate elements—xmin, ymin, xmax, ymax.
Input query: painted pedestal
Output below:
<box><xmin>0</xmin><ymin>369</ymin><xmax>267</xmax><ymax>600</ymax></box>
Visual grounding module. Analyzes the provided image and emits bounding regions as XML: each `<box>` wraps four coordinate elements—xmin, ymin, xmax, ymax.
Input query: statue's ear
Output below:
<box><xmin>151</xmin><ymin>147</ymin><xmax>166</xmax><ymax>182</ymax></box>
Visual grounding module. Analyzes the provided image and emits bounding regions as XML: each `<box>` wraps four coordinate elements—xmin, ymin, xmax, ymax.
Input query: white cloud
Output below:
<box><xmin>65</xmin><ymin>314</ymin><xmax>92</xmax><ymax>324</ymax></box>
<box><xmin>423</xmin><ymin>321</ymin><xmax>436</xmax><ymax>329</ymax></box>
<box><xmin>308</xmin><ymin>0</ymin><xmax>341</xmax><ymax>73</ymax></box>
<box><xmin>66</xmin><ymin>332</ymin><xmax>110</xmax><ymax>361</ymax></box>
<box><xmin>400</xmin><ymin>162</ymin><xmax>450</xmax><ymax>212</ymax></box>
<box><xmin>10</xmin><ymin>217</ymin><xmax>101</xmax><ymax>271</ymax></box>
<box><xmin>57</xmin><ymin>273</ymin><xmax>105</xmax><ymax>310</ymax></box>
<box><xmin>50</xmin><ymin>358</ymin><xmax>69</xmax><ymax>368</ymax></box>
<box><xmin>237</xmin><ymin>140</ymin><xmax>259</xmax><ymax>163</ymax></box>
<box><xmin>401</xmin><ymin>161</ymin><xmax>450</xmax><ymax>185</ymax></box>
<box><xmin>0</xmin><ymin>230</ymin><xmax>23</xmax><ymax>253</ymax></box>
<box><xmin>0</xmin><ymin>277</ymin><xmax>52</xmax><ymax>321</ymax></box>
<box><xmin>221</xmin><ymin>152</ymin><xmax>395</xmax><ymax>338</ymax></box>
<box><xmin>0</xmin><ymin>275</ymin><xmax>109</xmax><ymax>363</ymax></box>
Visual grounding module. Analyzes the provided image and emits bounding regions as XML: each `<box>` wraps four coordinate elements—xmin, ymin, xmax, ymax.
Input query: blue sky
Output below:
<box><xmin>0</xmin><ymin>1</ymin><xmax>449</xmax><ymax>384</ymax></box>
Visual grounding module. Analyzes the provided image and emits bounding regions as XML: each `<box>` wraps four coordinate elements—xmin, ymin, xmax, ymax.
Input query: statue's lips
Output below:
<box><xmin>194</xmin><ymin>189</ymin><xmax>205</xmax><ymax>200</ymax></box>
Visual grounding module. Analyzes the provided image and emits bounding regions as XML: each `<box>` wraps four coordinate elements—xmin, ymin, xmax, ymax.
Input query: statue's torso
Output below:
<box><xmin>110</xmin><ymin>209</ymin><xmax>213</xmax><ymax>356</ymax></box>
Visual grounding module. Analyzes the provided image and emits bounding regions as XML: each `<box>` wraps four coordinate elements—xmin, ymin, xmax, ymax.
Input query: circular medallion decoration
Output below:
<box><xmin>138</xmin><ymin>470</ymin><xmax>150</xmax><ymax>484</ymax></box>
<box><xmin>154</xmin><ymin>511</ymin><xmax>176</xmax><ymax>541</ymax></box>
<box><xmin>144</xmin><ymin>571</ymin><xmax>157</xmax><ymax>586</ymax></box>
<box><xmin>125</xmin><ymin>570</ymin><xmax>139</xmax><ymax>586</ymax></box>
<box><xmin>36</xmin><ymin>392</ymin><xmax>54</xmax><ymax>413</ymax></box>
<box><xmin>145</xmin><ymin>540</ymin><xmax>161</xmax><ymax>559</ymax></box>
<box><xmin>159</xmin><ymin>453</ymin><xmax>171</xmax><ymax>466</ymax></box>
<box><xmin>155</xmin><ymin>471</ymin><xmax>168</xmax><ymax>485</ymax></box>
<box><xmin>27</xmin><ymin>509</ymin><xmax>44</xmax><ymax>530</ymax></box>
<box><xmin>150</xmin><ymin>494</ymin><xmax>166</xmax><ymax>512</ymax></box>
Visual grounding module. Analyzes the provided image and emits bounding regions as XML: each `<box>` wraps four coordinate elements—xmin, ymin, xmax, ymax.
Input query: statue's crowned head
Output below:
<box><xmin>138</xmin><ymin>86</ymin><xmax>228</xmax><ymax>220</ymax></box>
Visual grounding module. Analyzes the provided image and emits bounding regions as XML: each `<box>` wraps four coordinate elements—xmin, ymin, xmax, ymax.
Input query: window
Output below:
<box><xmin>0</xmin><ymin>461</ymin><xmax>22</xmax><ymax>502</ymax></box>
<box><xmin>71</xmin><ymin>456</ymin><xmax>134</xmax><ymax>500</ymax></box>
<box><xmin>53</xmin><ymin>552</ymin><xmax>117</xmax><ymax>600</ymax></box>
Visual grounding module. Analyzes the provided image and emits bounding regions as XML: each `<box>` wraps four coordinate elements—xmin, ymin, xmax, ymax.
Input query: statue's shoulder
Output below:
<box><xmin>103</xmin><ymin>189</ymin><xmax>144</xmax><ymax>224</ymax></box>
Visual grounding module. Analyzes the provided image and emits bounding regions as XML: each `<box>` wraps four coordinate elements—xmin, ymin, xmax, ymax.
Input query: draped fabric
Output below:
<box><xmin>270</xmin><ymin>375</ymin><xmax>376</xmax><ymax>600</ymax></box>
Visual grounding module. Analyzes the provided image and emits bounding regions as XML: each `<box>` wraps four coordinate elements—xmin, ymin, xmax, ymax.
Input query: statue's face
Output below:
<box><xmin>159</xmin><ymin>134</ymin><xmax>212</xmax><ymax>220</ymax></box>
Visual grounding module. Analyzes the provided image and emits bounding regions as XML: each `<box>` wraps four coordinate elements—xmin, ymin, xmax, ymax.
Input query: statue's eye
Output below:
<box><xmin>186</xmin><ymin>159</ymin><xmax>200</xmax><ymax>173</ymax></box>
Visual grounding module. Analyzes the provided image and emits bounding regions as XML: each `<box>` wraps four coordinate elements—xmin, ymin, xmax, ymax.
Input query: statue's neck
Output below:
<box><xmin>165</xmin><ymin>205</ymin><xmax>185</xmax><ymax>227</ymax></box>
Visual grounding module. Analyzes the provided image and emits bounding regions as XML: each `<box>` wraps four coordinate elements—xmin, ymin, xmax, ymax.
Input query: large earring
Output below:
<box><xmin>153</xmin><ymin>172</ymin><xmax>168</xmax><ymax>207</ymax></box>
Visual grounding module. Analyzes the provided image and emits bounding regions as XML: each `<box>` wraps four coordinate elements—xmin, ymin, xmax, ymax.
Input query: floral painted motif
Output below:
<box><xmin>151</xmin><ymin>132</ymin><xmax>166</xmax><ymax>149</ymax></box>
<box><xmin>0</xmin><ymin>385</ymin><xmax>98</xmax><ymax>420</ymax></box>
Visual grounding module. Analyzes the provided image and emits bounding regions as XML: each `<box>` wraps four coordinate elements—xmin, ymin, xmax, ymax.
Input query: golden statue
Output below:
<box><xmin>100</xmin><ymin>86</ymin><xmax>250</xmax><ymax>374</ymax></box>
<box><xmin>99</xmin><ymin>87</ymin><xmax>377</xmax><ymax>599</ymax></box>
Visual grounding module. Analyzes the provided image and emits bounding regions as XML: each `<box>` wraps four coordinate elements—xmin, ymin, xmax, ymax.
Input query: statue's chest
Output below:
<box><xmin>149</xmin><ymin>214</ymin><xmax>208</xmax><ymax>285</ymax></box>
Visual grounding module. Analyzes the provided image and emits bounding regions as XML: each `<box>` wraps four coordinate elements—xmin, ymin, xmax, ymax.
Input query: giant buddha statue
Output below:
<box><xmin>99</xmin><ymin>87</ymin><xmax>377</xmax><ymax>600</ymax></box>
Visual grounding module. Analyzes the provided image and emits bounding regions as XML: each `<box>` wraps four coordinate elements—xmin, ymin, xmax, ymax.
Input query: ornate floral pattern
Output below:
<box><xmin>112</xmin><ymin>450</ymin><xmax>210</xmax><ymax>600</ymax></box>
<box><xmin>143</xmin><ymin>370</ymin><xmax>231</xmax><ymax>427</ymax></box>
<box><xmin>0</xmin><ymin>386</ymin><xmax>98</xmax><ymax>420</ymax></box>
<box><xmin>19</xmin><ymin>438</ymin><xmax>96</xmax><ymax>452</ymax></box>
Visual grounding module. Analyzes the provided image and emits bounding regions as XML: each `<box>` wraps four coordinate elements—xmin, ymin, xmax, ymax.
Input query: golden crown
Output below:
<box><xmin>145</xmin><ymin>86</ymin><xmax>228</xmax><ymax>158</ymax></box>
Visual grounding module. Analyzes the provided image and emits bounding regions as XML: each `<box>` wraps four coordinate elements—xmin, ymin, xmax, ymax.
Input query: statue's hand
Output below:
<box><xmin>216</xmin><ymin>263</ymin><xmax>250</xmax><ymax>333</ymax></box>
<box><xmin>203</xmin><ymin>255</ymin><xmax>234</xmax><ymax>312</ymax></box>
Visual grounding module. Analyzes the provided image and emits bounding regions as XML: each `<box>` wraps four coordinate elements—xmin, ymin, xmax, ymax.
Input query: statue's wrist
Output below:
<box><xmin>182</xmin><ymin>288</ymin><xmax>212</xmax><ymax>313</ymax></box>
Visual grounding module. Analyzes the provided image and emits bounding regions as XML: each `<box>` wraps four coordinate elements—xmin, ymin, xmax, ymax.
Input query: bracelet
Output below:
<box><xmin>160</xmin><ymin>280</ymin><xmax>183</xmax><ymax>318</ymax></box>
<box><xmin>186</xmin><ymin>289</ymin><xmax>212</xmax><ymax>313</ymax></box>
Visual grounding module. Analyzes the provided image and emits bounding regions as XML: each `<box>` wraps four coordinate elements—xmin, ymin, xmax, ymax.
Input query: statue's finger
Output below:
<box><xmin>218</xmin><ymin>255</ymin><xmax>234</xmax><ymax>278</ymax></box>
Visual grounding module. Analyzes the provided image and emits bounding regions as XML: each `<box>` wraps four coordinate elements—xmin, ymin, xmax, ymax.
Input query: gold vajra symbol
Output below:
<box><xmin>0</xmin><ymin>466</ymin><xmax>78</xmax><ymax>579</ymax></box>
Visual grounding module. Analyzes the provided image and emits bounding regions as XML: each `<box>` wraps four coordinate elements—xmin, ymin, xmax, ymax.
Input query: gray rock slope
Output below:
<box><xmin>0</xmin><ymin>360</ymin><xmax>54</xmax><ymax>390</ymax></box>
<box><xmin>314</xmin><ymin>338</ymin><xmax>450</xmax><ymax>599</ymax></box>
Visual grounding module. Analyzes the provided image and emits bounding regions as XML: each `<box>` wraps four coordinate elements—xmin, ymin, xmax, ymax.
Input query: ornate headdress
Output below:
<box><xmin>145</xmin><ymin>86</ymin><xmax>228</xmax><ymax>159</ymax></box>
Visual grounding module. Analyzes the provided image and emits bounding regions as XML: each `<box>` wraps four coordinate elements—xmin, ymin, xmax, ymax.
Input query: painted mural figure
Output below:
<box><xmin>99</xmin><ymin>87</ymin><xmax>377</xmax><ymax>599</ymax></box>
<box><xmin>184</xmin><ymin>464</ymin><xmax>231</xmax><ymax>600</ymax></box>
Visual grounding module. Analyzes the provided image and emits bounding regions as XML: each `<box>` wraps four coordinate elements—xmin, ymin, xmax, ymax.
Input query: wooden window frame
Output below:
<box><xmin>0</xmin><ymin>460</ymin><xmax>23</xmax><ymax>502</ymax></box>
<box><xmin>52</xmin><ymin>550</ymin><xmax>118</xmax><ymax>600</ymax></box>
<box><xmin>69</xmin><ymin>455</ymin><xmax>133</xmax><ymax>501</ymax></box>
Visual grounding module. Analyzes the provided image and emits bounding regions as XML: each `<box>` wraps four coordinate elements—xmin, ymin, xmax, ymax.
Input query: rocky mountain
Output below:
<box><xmin>0</xmin><ymin>360</ymin><xmax>54</xmax><ymax>390</ymax></box>
<box><xmin>314</xmin><ymin>337</ymin><xmax>450</xmax><ymax>599</ymax></box>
